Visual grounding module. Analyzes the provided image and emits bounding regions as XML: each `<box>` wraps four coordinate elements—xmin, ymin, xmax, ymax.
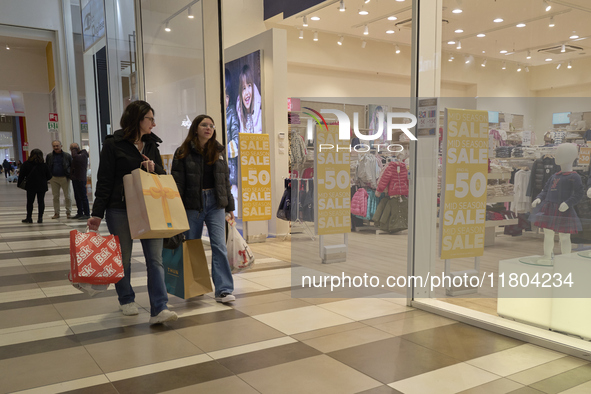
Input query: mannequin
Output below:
<box><xmin>531</xmin><ymin>143</ymin><xmax>584</xmax><ymax>264</ymax></box>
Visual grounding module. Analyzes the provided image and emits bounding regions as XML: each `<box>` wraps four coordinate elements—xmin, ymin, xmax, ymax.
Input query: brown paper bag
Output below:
<box><xmin>123</xmin><ymin>168</ymin><xmax>190</xmax><ymax>239</ymax></box>
<box><xmin>163</xmin><ymin>239</ymin><xmax>213</xmax><ymax>299</ymax></box>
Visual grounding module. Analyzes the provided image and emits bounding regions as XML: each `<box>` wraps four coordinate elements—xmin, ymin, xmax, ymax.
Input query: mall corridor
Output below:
<box><xmin>0</xmin><ymin>180</ymin><xmax>590</xmax><ymax>394</ymax></box>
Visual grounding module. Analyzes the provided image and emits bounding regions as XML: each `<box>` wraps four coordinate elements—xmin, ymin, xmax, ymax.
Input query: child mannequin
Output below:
<box><xmin>531</xmin><ymin>143</ymin><xmax>584</xmax><ymax>264</ymax></box>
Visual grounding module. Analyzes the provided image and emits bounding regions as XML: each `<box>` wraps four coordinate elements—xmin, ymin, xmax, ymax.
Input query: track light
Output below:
<box><xmin>359</xmin><ymin>7</ymin><xmax>368</xmax><ymax>15</ymax></box>
<box><xmin>465</xmin><ymin>56</ymin><xmax>470</xmax><ymax>64</ymax></box>
<box><xmin>517</xmin><ymin>65</ymin><xmax>522</xmax><ymax>72</ymax></box>
<box><xmin>303</xmin><ymin>15</ymin><xmax>308</xmax><ymax>27</ymax></box>
<box><xmin>388</xmin><ymin>16</ymin><xmax>397</xmax><ymax>20</ymax></box>
<box><xmin>449</xmin><ymin>55</ymin><xmax>454</xmax><ymax>62</ymax></box>
<box><xmin>456</xmin><ymin>40</ymin><xmax>461</xmax><ymax>49</ymax></box>
<box><xmin>502</xmin><ymin>62</ymin><xmax>506</xmax><ymax>70</ymax></box>
<box><xmin>395</xmin><ymin>44</ymin><xmax>400</xmax><ymax>54</ymax></box>
<box><xmin>570</xmin><ymin>33</ymin><xmax>579</xmax><ymax>39</ymax></box>
<box><xmin>525</xmin><ymin>66</ymin><xmax>529</xmax><ymax>72</ymax></box>
<box><xmin>561</xmin><ymin>44</ymin><xmax>566</xmax><ymax>53</ymax></box>
<box><xmin>544</xmin><ymin>0</ymin><xmax>551</xmax><ymax>12</ymax></box>
<box><xmin>364</xmin><ymin>25</ymin><xmax>369</xmax><ymax>35</ymax></box>
<box><xmin>557</xmin><ymin>63</ymin><xmax>562</xmax><ymax>69</ymax></box>
<box><xmin>310</xmin><ymin>16</ymin><xmax>320</xmax><ymax>21</ymax></box>
<box><xmin>313</xmin><ymin>31</ymin><xmax>318</xmax><ymax>41</ymax></box>
<box><xmin>5</xmin><ymin>44</ymin><xmax>9</xmax><ymax>50</ymax></box>
<box><xmin>365</xmin><ymin>0</ymin><xmax>370</xmax><ymax>3</ymax></box>
<box><xmin>452</xmin><ymin>9</ymin><xmax>462</xmax><ymax>14</ymax></box>
<box><xmin>477</xmin><ymin>34</ymin><xmax>486</xmax><ymax>38</ymax></box>
<box><xmin>299</xmin><ymin>30</ymin><xmax>303</xmax><ymax>39</ymax></box>
<box><xmin>568</xmin><ymin>61</ymin><xmax>572</xmax><ymax>69</ymax></box>
<box><xmin>164</xmin><ymin>22</ymin><xmax>171</xmax><ymax>32</ymax></box>
<box><xmin>339</xmin><ymin>0</ymin><xmax>346</xmax><ymax>12</ymax></box>
<box><xmin>549</xmin><ymin>16</ymin><xmax>555</xmax><ymax>27</ymax></box>
<box><xmin>526</xmin><ymin>50</ymin><xmax>531</xmax><ymax>59</ymax></box>
<box><xmin>338</xmin><ymin>36</ymin><xmax>344</xmax><ymax>45</ymax></box>
<box><xmin>187</xmin><ymin>6</ymin><xmax>194</xmax><ymax>18</ymax></box>
<box><xmin>362</xmin><ymin>40</ymin><xmax>366</xmax><ymax>48</ymax></box>
<box><xmin>481</xmin><ymin>59</ymin><xmax>487</xmax><ymax>67</ymax></box>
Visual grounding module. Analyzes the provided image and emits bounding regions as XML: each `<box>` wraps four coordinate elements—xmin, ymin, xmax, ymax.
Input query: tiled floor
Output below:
<box><xmin>1</xmin><ymin>180</ymin><xmax>590</xmax><ymax>393</ymax></box>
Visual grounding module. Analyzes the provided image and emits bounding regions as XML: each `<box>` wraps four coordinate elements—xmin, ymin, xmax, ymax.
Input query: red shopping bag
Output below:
<box><xmin>69</xmin><ymin>230</ymin><xmax>124</xmax><ymax>284</ymax></box>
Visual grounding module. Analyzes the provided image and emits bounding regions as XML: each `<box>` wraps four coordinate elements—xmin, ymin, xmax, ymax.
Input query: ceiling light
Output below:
<box><xmin>516</xmin><ymin>23</ymin><xmax>526</xmax><ymax>28</ymax></box>
<box><xmin>500</xmin><ymin>50</ymin><xmax>508</xmax><ymax>54</ymax></box>
<box><xmin>339</xmin><ymin>0</ymin><xmax>346</xmax><ymax>12</ymax></box>
<box><xmin>5</xmin><ymin>44</ymin><xmax>9</xmax><ymax>50</ymax></box>
<box><xmin>570</xmin><ymin>33</ymin><xmax>579</xmax><ymax>39</ymax></box>
<box><xmin>313</xmin><ymin>31</ymin><xmax>318</xmax><ymax>41</ymax></box>
<box><xmin>561</xmin><ymin>44</ymin><xmax>566</xmax><ymax>53</ymax></box>
<box><xmin>526</xmin><ymin>50</ymin><xmax>531</xmax><ymax>59</ymax></box>
<box><xmin>310</xmin><ymin>16</ymin><xmax>320</xmax><ymax>21</ymax></box>
<box><xmin>455</xmin><ymin>29</ymin><xmax>464</xmax><ymax>33</ymax></box>
<box><xmin>481</xmin><ymin>59</ymin><xmax>487</xmax><ymax>67</ymax></box>
<box><xmin>386</xmin><ymin>30</ymin><xmax>395</xmax><ymax>34</ymax></box>
<box><xmin>457</xmin><ymin>40</ymin><xmax>461</xmax><ymax>49</ymax></box>
<box><xmin>359</xmin><ymin>7</ymin><xmax>368</xmax><ymax>15</ymax></box>
<box><xmin>164</xmin><ymin>22</ymin><xmax>171</xmax><ymax>32</ymax></box>
<box><xmin>361</xmin><ymin>40</ymin><xmax>366</xmax><ymax>48</ymax></box>
<box><xmin>395</xmin><ymin>44</ymin><xmax>401</xmax><ymax>54</ymax></box>
<box><xmin>549</xmin><ymin>16</ymin><xmax>555</xmax><ymax>27</ymax></box>
<box><xmin>396</xmin><ymin>0</ymin><xmax>405</xmax><ymax>2</ymax></box>
<box><xmin>452</xmin><ymin>9</ymin><xmax>462</xmax><ymax>14</ymax></box>
<box><xmin>568</xmin><ymin>61</ymin><xmax>572</xmax><ymax>69</ymax></box>
<box><xmin>502</xmin><ymin>62</ymin><xmax>506</xmax><ymax>70</ymax></box>
<box><xmin>557</xmin><ymin>63</ymin><xmax>562</xmax><ymax>69</ymax></box>
<box><xmin>448</xmin><ymin>41</ymin><xmax>456</xmax><ymax>45</ymax></box>
<box><xmin>545</xmin><ymin>58</ymin><xmax>552</xmax><ymax>61</ymax></box>
<box><xmin>303</xmin><ymin>15</ymin><xmax>308</xmax><ymax>27</ymax></box>
<box><xmin>525</xmin><ymin>66</ymin><xmax>529</xmax><ymax>72</ymax></box>
<box><xmin>482</xmin><ymin>50</ymin><xmax>486</xmax><ymax>53</ymax></box>
<box><xmin>449</xmin><ymin>55</ymin><xmax>454</xmax><ymax>62</ymax></box>
<box><xmin>187</xmin><ymin>6</ymin><xmax>194</xmax><ymax>18</ymax></box>
<box><xmin>465</xmin><ymin>56</ymin><xmax>470</xmax><ymax>64</ymax></box>
<box><xmin>388</xmin><ymin>16</ymin><xmax>397</xmax><ymax>21</ymax></box>
<box><xmin>364</xmin><ymin>25</ymin><xmax>369</xmax><ymax>35</ymax></box>
<box><xmin>517</xmin><ymin>65</ymin><xmax>522</xmax><ymax>72</ymax></box>
<box><xmin>494</xmin><ymin>18</ymin><xmax>504</xmax><ymax>23</ymax></box>
<box><xmin>544</xmin><ymin>0</ymin><xmax>551</xmax><ymax>12</ymax></box>
<box><xmin>299</xmin><ymin>30</ymin><xmax>303</xmax><ymax>39</ymax></box>
<box><xmin>477</xmin><ymin>33</ymin><xmax>486</xmax><ymax>38</ymax></box>
<box><xmin>365</xmin><ymin>0</ymin><xmax>370</xmax><ymax>3</ymax></box>
<box><xmin>338</xmin><ymin>36</ymin><xmax>344</xmax><ymax>45</ymax></box>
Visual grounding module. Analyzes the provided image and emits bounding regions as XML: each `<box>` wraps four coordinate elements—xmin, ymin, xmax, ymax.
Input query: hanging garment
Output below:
<box><xmin>356</xmin><ymin>154</ymin><xmax>380</xmax><ymax>189</ymax></box>
<box><xmin>527</xmin><ymin>156</ymin><xmax>560</xmax><ymax>198</ymax></box>
<box><xmin>376</xmin><ymin>162</ymin><xmax>409</xmax><ymax>197</ymax></box>
<box><xmin>351</xmin><ymin>188</ymin><xmax>369</xmax><ymax>217</ymax></box>
<box><xmin>290</xmin><ymin>133</ymin><xmax>307</xmax><ymax>167</ymax></box>
<box><xmin>511</xmin><ymin>169</ymin><xmax>532</xmax><ymax>214</ymax></box>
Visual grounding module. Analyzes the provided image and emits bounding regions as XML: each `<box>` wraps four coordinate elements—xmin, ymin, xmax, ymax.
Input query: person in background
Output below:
<box><xmin>69</xmin><ymin>143</ymin><xmax>90</xmax><ymax>220</ymax></box>
<box><xmin>46</xmin><ymin>140</ymin><xmax>72</xmax><ymax>219</ymax></box>
<box><xmin>18</xmin><ymin>149</ymin><xmax>52</xmax><ymax>223</ymax></box>
<box><xmin>172</xmin><ymin>114</ymin><xmax>236</xmax><ymax>303</ymax></box>
<box><xmin>3</xmin><ymin>159</ymin><xmax>11</xmax><ymax>178</ymax></box>
<box><xmin>87</xmin><ymin>100</ymin><xmax>177</xmax><ymax>325</ymax></box>
<box><xmin>16</xmin><ymin>160</ymin><xmax>22</xmax><ymax>170</ymax></box>
<box><xmin>236</xmin><ymin>64</ymin><xmax>262</xmax><ymax>134</ymax></box>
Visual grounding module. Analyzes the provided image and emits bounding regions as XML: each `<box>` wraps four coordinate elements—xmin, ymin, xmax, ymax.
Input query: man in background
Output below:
<box><xmin>69</xmin><ymin>143</ymin><xmax>90</xmax><ymax>220</ymax></box>
<box><xmin>46</xmin><ymin>140</ymin><xmax>72</xmax><ymax>219</ymax></box>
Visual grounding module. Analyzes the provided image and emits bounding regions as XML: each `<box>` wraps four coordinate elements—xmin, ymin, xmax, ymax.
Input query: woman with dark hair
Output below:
<box><xmin>172</xmin><ymin>115</ymin><xmax>236</xmax><ymax>303</ymax></box>
<box><xmin>87</xmin><ymin>100</ymin><xmax>178</xmax><ymax>325</ymax></box>
<box><xmin>18</xmin><ymin>149</ymin><xmax>52</xmax><ymax>223</ymax></box>
<box><xmin>236</xmin><ymin>64</ymin><xmax>262</xmax><ymax>134</ymax></box>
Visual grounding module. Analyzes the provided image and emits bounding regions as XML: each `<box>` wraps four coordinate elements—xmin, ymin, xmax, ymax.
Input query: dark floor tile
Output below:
<box><xmin>170</xmin><ymin>309</ymin><xmax>249</xmax><ymax>329</ymax></box>
<box><xmin>237</xmin><ymin>286</ymin><xmax>294</xmax><ymax>299</ymax></box>
<box><xmin>0</xmin><ymin>247</ymin><xmax>70</xmax><ymax>260</ymax></box>
<box><xmin>0</xmin><ymin>273</ymin><xmax>35</xmax><ymax>287</ymax></box>
<box><xmin>507</xmin><ymin>387</ymin><xmax>546</xmax><ymax>394</ymax></box>
<box><xmin>30</xmin><ymin>269</ymin><xmax>70</xmax><ymax>283</ymax></box>
<box><xmin>0</xmin><ymin>297</ymin><xmax>53</xmax><ymax>311</ymax></box>
<box><xmin>356</xmin><ymin>385</ymin><xmax>403</xmax><ymax>394</ymax></box>
<box><xmin>328</xmin><ymin>337</ymin><xmax>459</xmax><ymax>384</ymax></box>
<box><xmin>0</xmin><ymin>224</ymin><xmax>69</xmax><ymax>233</ymax></box>
<box><xmin>529</xmin><ymin>364</ymin><xmax>591</xmax><ymax>394</ymax></box>
<box><xmin>77</xmin><ymin>322</ymin><xmax>172</xmax><ymax>345</ymax></box>
<box><xmin>400</xmin><ymin>322</ymin><xmax>524</xmax><ymax>362</ymax></box>
<box><xmin>60</xmin><ymin>383</ymin><xmax>120</xmax><ymax>394</ymax></box>
<box><xmin>0</xmin><ymin>335</ymin><xmax>81</xmax><ymax>360</ymax></box>
<box><xmin>111</xmin><ymin>360</ymin><xmax>233</xmax><ymax>394</ymax></box>
<box><xmin>217</xmin><ymin>342</ymin><xmax>321</xmax><ymax>374</ymax></box>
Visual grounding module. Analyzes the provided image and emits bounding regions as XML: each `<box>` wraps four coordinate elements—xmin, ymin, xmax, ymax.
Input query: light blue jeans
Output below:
<box><xmin>105</xmin><ymin>208</ymin><xmax>169</xmax><ymax>317</ymax></box>
<box><xmin>186</xmin><ymin>189</ymin><xmax>234</xmax><ymax>297</ymax></box>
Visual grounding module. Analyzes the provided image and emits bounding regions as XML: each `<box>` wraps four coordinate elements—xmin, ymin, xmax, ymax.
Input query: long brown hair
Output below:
<box><xmin>28</xmin><ymin>149</ymin><xmax>44</xmax><ymax>164</ymax></box>
<box><xmin>176</xmin><ymin>115</ymin><xmax>220</xmax><ymax>165</ymax></box>
<box><xmin>238</xmin><ymin>64</ymin><xmax>255</xmax><ymax>130</ymax></box>
<box><xmin>120</xmin><ymin>100</ymin><xmax>155</xmax><ymax>142</ymax></box>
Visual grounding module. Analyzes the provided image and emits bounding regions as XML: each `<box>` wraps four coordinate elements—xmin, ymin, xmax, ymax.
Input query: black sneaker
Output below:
<box><xmin>78</xmin><ymin>215</ymin><xmax>90</xmax><ymax>220</ymax></box>
<box><xmin>215</xmin><ymin>293</ymin><xmax>236</xmax><ymax>303</ymax></box>
<box><xmin>72</xmin><ymin>214</ymin><xmax>83</xmax><ymax>219</ymax></box>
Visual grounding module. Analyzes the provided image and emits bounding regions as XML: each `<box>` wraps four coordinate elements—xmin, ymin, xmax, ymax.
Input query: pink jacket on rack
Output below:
<box><xmin>350</xmin><ymin>188</ymin><xmax>368</xmax><ymax>217</ymax></box>
<box><xmin>376</xmin><ymin>162</ymin><xmax>409</xmax><ymax>197</ymax></box>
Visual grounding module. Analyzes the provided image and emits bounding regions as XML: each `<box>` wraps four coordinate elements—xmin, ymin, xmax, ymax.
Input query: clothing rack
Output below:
<box><xmin>283</xmin><ymin>177</ymin><xmax>316</xmax><ymax>241</ymax></box>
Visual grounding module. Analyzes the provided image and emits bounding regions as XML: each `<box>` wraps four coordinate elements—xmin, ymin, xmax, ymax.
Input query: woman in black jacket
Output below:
<box><xmin>172</xmin><ymin>114</ymin><xmax>236</xmax><ymax>303</ymax></box>
<box><xmin>18</xmin><ymin>149</ymin><xmax>52</xmax><ymax>223</ymax></box>
<box><xmin>87</xmin><ymin>100</ymin><xmax>177</xmax><ymax>325</ymax></box>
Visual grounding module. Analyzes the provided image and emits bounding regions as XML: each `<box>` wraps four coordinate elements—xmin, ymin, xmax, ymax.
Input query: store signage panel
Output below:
<box><xmin>239</xmin><ymin>133</ymin><xmax>272</xmax><ymax>221</ymax></box>
<box><xmin>315</xmin><ymin>125</ymin><xmax>351</xmax><ymax>235</ymax></box>
<box><xmin>578</xmin><ymin>147</ymin><xmax>591</xmax><ymax>166</ymax></box>
<box><xmin>439</xmin><ymin>109</ymin><xmax>489</xmax><ymax>259</ymax></box>
<box><xmin>81</xmin><ymin>0</ymin><xmax>105</xmax><ymax>51</ymax></box>
<box><xmin>48</xmin><ymin>121</ymin><xmax>59</xmax><ymax>132</ymax></box>
<box><xmin>49</xmin><ymin>113</ymin><xmax>58</xmax><ymax>122</ymax></box>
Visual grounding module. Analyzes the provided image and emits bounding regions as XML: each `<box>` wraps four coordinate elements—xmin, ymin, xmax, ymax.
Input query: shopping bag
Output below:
<box><xmin>226</xmin><ymin>221</ymin><xmax>255</xmax><ymax>273</ymax></box>
<box><xmin>123</xmin><ymin>168</ymin><xmax>190</xmax><ymax>239</ymax></box>
<box><xmin>163</xmin><ymin>239</ymin><xmax>213</xmax><ymax>299</ymax></box>
<box><xmin>69</xmin><ymin>229</ymin><xmax>124</xmax><ymax>284</ymax></box>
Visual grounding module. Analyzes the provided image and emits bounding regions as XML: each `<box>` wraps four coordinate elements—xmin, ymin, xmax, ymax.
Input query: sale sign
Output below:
<box><xmin>439</xmin><ymin>109</ymin><xmax>489</xmax><ymax>259</ymax></box>
<box><xmin>239</xmin><ymin>133</ymin><xmax>272</xmax><ymax>221</ymax></box>
<box><xmin>315</xmin><ymin>125</ymin><xmax>351</xmax><ymax>235</ymax></box>
<box><xmin>578</xmin><ymin>147</ymin><xmax>591</xmax><ymax>166</ymax></box>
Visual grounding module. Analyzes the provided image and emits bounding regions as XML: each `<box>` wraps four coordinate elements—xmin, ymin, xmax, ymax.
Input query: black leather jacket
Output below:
<box><xmin>46</xmin><ymin>150</ymin><xmax>72</xmax><ymax>178</ymax></box>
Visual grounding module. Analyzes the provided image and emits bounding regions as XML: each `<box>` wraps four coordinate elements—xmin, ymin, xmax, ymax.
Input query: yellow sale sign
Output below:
<box><xmin>439</xmin><ymin>109</ymin><xmax>489</xmax><ymax>259</ymax></box>
<box><xmin>315</xmin><ymin>125</ymin><xmax>351</xmax><ymax>235</ymax></box>
<box><xmin>578</xmin><ymin>147</ymin><xmax>591</xmax><ymax>166</ymax></box>
<box><xmin>239</xmin><ymin>133</ymin><xmax>272</xmax><ymax>221</ymax></box>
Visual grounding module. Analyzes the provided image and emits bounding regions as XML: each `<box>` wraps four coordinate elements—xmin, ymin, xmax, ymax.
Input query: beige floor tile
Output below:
<box><xmin>252</xmin><ymin>305</ymin><xmax>355</xmax><ymax>335</ymax></box>
<box><xmin>389</xmin><ymin>363</ymin><xmax>500</xmax><ymax>394</ymax></box>
<box><xmin>160</xmin><ymin>376</ymin><xmax>261</xmax><ymax>394</ymax></box>
<box><xmin>175</xmin><ymin>316</ymin><xmax>285</xmax><ymax>353</ymax></box>
<box><xmin>229</xmin><ymin>291</ymin><xmax>292</xmax><ymax>307</ymax></box>
<box><xmin>0</xmin><ymin>286</ymin><xmax>44</xmax><ymax>301</ymax></box>
<box><xmin>559</xmin><ymin>380</ymin><xmax>591</xmax><ymax>393</ymax></box>
<box><xmin>318</xmin><ymin>298</ymin><xmax>412</xmax><ymax>321</ymax></box>
<box><xmin>52</xmin><ymin>296</ymin><xmax>125</xmax><ymax>320</ymax></box>
<box><xmin>243</xmin><ymin>272</ymin><xmax>293</xmax><ymax>289</ymax></box>
<box><xmin>466</xmin><ymin>344</ymin><xmax>567</xmax><ymax>377</ymax></box>
<box><xmin>233</xmin><ymin>298</ymin><xmax>310</xmax><ymax>316</ymax></box>
<box><xmin>507</xmin><ymin>356</ymin><xmax>589</xmax><ymax>385</ymax></box>
<box><xmin>291</xmin><ymin>322</ymin><xmax>366</xmax><ymax>341</ymax></box>
<box><xmin>239</xmin><ymin>354</ymin><xmax>382</xmax><ymax>394</ymax></box>
<box><xmin>0</xmin><ymin>258</ymin><xmax>22</xmax><ymax>267</ymax></box>
<box><xmin>302</xmin><ymin>326</ymin><xmax>394</xmax><ymax>353</ymax></box>
<box><xmin>361</xmin><ymin>310</ymin><xmax>428</xmax><ymax>326</ymax></box>
<box><xmin>19</xmin><ymin>254</ymin><xmax>69</xmax><ymax>265</ymax></box>
<box><xmin>0</xmin><ymin>304</ymin><xmax>64</xmax><ymax>330</ymax></box>
<box><xmin>8</xmin><ymin>240</ymin><xmax>58</xmax><ymax>250</ymax></box>
<box><xmin>457</xmin><ymin>378</ymin><xmax>524</xmax><ymax>394</ymax></box>
<box><xmin>372</xmin><ymin>312</ymin><xmax>457</xmax><ymax>336</ymax></box>
<box><xmin>232</xmin><ymin>277</ymin><xmax>273</xmax><ymax>294</ymax></box>
<box><xmin>0</xmin><ymin>347</ymin><xmax>103</xmax><ymax>394</ymax></box>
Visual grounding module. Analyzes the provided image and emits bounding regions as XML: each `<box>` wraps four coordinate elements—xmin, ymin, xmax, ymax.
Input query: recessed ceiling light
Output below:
<box><xmin>482</xmin><ymin>50</ymin><xmax>486</xmax><ymax>53</ymax></box>
<box><xmin>452</xmin><ymin>9</ymin><xmax>462</xmax><ymax>14</ymax></box>
<box><xmin>359</xmin><ymin>8</ymin><xmax>368</xmax><ymax>15</ymax></box>
<box><xmin>310</xmin><ymin>16</ymin><xmax>320</xmax><ymax>21</ymax></box>
<box><xmin>395</xmin><ymin>0</ymin><xmax>405</xmax><ymax>2</ymax></box>
<box><xmin>388</xmin><ymin>16</ymin><xmax>397</xmax><ymax>21</ymax></box>
<box><xmin>516</xmin><ymin>23</ymin><xmax>526</xmax><ymax>28</ymax></box>
<box><xmin>545</xmin><ymin>58</ymin><xmax>552</xmax><ymax>61</ymax></box>
<box><xmin>477</xmin><ymin>33</ymin><xmax>486</xmax><ymax>38</ymax></box>
<box><xmin>455</xmin><ymin>29</ymin><xmax>464</xmax><ymax>33</ymax></box>
<box><xmin>494</xmin><ymin>18</ymin><xmax>504</xmax><ymax>23</ymax></box>
<box><xmin>570</xmin><ymin>34</ymin><xmax>579</xmax><ymax>39</ymax></box>
<box><xmin>500</xmin><ymin>50</ymin><xmax>508</xmax><ymax>54</ymax></box>
<box><xmin>448</xmin><ymin>41</ymin><xmax>456</xmax><ymax>45</ymax></box>
<box><xmin>386</xmin><ymin>30</ymin><xmax>395</xmax><ymax>34</ymax></box>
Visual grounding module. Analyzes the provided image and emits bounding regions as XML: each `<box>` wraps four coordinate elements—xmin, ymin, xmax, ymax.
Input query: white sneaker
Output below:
<box><xmin>149</xmin><ymin>309</ymin><xmax>178</xmax><ymax>325</ymax></box>
<box><xmin>119</xmin><ymin>302</ymin><xmax>139</xmax><ymax>316</ymax></box>
<box><xmin>215</xmin><ymin>293</ymin><xmax>236</xmax><ymax>303</ymax></box>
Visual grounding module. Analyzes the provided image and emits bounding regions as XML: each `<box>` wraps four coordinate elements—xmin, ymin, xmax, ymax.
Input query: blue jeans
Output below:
<box><xmin>105</xmin><ymin>208</ymin><xmax>169</xmax><ymax>317</ymax></box>
<box><xmin>72</xmin><ymin>179</ymin><xmax>90</xmax><ymax>216</ymax></box>
<box><xmin>186</xmin><ymin>189</ymin><xmax>234</xmax><ymax>297</ymax></box>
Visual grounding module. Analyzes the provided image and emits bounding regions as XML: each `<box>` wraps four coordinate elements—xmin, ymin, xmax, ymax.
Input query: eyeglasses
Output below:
<box><xmin>200</xmin><ymin>123</ymin><xmax>216</xmax><ymax>130</ymax></box>
<box><xmin>144</xmin><ymin>117</ymin><xmax>155</xmax><ymax>124</ymax></box>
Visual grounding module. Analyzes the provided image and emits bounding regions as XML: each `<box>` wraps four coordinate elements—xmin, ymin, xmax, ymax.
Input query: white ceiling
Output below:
<box><xmin>269</xmin><ymin>0</ymin><xmax>591</xmax><ymax>67</ymax></box>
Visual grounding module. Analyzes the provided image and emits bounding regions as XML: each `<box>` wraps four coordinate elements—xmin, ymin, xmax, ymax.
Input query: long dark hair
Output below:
<box><xmin>120</xmin><ymin>100</ymin><xmax>155</xmax><ymax>142</ymax></box>
<box><xmin>238</xmin><ymin>64</ymin><xmax>254</xmax><ymax>130</ymax></box>
<box><xmin>28</xmin><ymin>149</ymin><xmax>44</xmax><ymax>164</ymax></box>
<box><xmin>176</xmin><ymin>115</ymin><xmax>220</xmax><ymax>165</ymax></box>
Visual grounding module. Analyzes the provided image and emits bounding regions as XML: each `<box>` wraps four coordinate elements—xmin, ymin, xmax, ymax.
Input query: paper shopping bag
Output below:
<box><xmin>69</xmin><ymin>229</ymin><xmax>124</xmax><ymax>284</ymax></box>
<box><xmin>123</xmin><ymin>168</ymin><xmax>190</xmax><ymax>239</ymax></box>
<box><xmin>163</xmin><ymin>239</ymin><xmax>213</xmax><ymax>299</ymax></box>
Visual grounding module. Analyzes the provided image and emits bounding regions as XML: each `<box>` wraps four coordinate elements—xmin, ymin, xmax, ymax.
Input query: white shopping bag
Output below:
<box><xmin>226</xmin><ymin>221</ymin><xmax>255</xmax><ymax>273</ymax></box>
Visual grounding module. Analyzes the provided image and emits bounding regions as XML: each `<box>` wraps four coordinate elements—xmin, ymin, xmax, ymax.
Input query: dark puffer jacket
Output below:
<box><xmin>46</xmin><ymin>150</ymin><xmax>72</xmax><ymax>178</ymax></box>
<box><xmin>91</xmin><ymin>129</ymin><xmax>165</xmax><ymax>219</ymax></box>
<box><xmin>171</xmin><ymin>141</ymin><xmax>235</xmax><ymax>213</ymax></box>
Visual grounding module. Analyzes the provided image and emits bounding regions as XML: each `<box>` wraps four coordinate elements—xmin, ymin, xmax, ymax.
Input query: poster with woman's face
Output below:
<box><xmin>224</xmin><ymin>50</ymin><xmax>262</xmax><ymax>186</ymax></box>
<box><xmin>368</xmin><ymin>104</ymin><xmax>390</xmax><ymax>144</ymax></box>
